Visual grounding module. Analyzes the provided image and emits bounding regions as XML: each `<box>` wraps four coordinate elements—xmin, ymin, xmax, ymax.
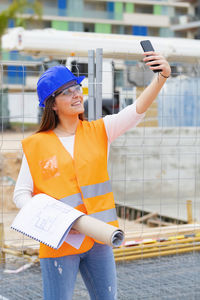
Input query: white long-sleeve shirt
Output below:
<box><xmin>13</xmin><ymin>101</ymin><xmax>145</xmax><ymax>209</ymax></box>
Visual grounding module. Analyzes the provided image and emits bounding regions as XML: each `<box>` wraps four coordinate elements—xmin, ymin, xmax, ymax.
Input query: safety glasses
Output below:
<box><xmin>55</xmin><ymin>84</ymin><xmax>82</xmax><ymax>98</ymax></box>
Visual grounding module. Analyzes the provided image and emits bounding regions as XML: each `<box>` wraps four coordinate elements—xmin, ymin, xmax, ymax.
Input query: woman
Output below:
<box><xmin>13</xmin><ymin>51</ymin><xmax>171</xmax><ymax>300</ymax></box>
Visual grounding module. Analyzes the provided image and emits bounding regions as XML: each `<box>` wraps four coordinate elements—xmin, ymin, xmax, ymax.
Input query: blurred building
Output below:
<box><xmin>172</xmin><ymin>0</ymin><xmax>200</xmax><ymax>39</ymax></box>
<box><xmin>0</xmin><ymin>1</ymin><xmax>194</xmax><ymax>38</ymax></box>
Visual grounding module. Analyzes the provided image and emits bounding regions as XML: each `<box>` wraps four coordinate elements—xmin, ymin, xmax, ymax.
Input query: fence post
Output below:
<box><xmin>0</xmin><ymin>222</ymin><xmax>5</xmax><ymax>263</ymax></box>
<box><xmin>88</xmin><ymin>50</ymin><xmax>95</xmax><ymax>121</ymax></box>
<box><xmin>96</xmin><ymin>48</ymin><xmax>103</xmax><ymax>119</ymax></box>
<box><xmin>187</xmin><ymin>200</ymin><xmax>193</xmax><ymax>224</ymax></box>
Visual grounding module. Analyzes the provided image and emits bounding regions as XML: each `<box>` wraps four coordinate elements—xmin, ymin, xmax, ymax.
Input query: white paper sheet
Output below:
<box><xmin>11</xmin><ymin>194</ymin><xmax>84</xmax><ymax>249</ymax></box>
<box><xmin>65</xmin><ymin>233</ymin><xmax>85</xmax><ymax>249</ymax></box>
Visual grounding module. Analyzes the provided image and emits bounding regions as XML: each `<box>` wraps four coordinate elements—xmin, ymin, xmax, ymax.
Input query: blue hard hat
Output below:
<box><xmin>37</xmin><ymin>65</ymin><xmax>85</xmax><ymax>107</ymax></box>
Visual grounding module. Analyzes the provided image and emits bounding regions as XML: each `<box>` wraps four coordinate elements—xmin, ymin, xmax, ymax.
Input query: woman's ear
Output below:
<box><xmin>52</xmin><ymin>102</ymin><xmax>57</xmax><ymax>112</ymax></box>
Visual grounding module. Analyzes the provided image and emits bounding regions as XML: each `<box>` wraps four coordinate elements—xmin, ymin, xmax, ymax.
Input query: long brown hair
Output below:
<box><xmin>36</xmin><ymin>96</ymin><xmax>84</xmax><ymax>133</ymax></box>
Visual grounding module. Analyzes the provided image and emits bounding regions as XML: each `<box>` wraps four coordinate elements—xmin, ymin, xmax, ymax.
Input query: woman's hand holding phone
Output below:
<box><xmin>140</xmin><ymin>40</ymin><xmax>171</xmax><ymax>78</ymax></box>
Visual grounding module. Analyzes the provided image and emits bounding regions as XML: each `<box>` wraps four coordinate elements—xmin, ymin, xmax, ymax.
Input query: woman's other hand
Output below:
<box><xmin>69</xmin><ymin>228</ymin><xmax>80</xmax><ymax>234</ymax></box>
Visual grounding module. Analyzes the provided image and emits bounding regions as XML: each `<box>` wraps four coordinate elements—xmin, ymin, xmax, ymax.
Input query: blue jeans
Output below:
<box><xmin>40</xmin><ymin>243</ymin><xmax>117</xmax><ymax>300</ymax></box>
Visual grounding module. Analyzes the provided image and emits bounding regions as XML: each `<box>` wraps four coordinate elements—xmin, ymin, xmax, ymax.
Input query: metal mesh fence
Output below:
<box><xmin>0</xmin><ymin>54</ymin><xmax>200</xmax><ymax>299</ymax></box>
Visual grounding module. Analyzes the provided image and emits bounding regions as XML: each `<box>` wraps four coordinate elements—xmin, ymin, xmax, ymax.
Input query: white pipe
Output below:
<box><xmin>2</xmin><ymin>27</ymin><xmax>200</xmax><ymax>62</ymax></box>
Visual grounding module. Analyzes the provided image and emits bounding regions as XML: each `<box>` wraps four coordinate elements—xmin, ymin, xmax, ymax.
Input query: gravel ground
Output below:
<box><xmin>1</xmin><ymin>252</ymin><xmax>200</xmax><ymax>300</ymax></box>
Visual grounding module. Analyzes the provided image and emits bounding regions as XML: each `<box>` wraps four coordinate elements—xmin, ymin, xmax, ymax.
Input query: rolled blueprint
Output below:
<box><xmin>73</xmin><ymin>214</ymin><xmax>124</xmax><ymax>247</ymax></box>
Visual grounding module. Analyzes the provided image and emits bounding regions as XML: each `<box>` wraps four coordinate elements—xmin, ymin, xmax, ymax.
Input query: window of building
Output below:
<box><xmin>84</xmin><ymin>23</ymin><xmax>95</xmax><ymax>32</ymax></box>
<box><xmin>134</xmin><ymin>4</ymin><xmax>153</xmax><ymax>14</ymax></box>
<box><xmin>124</xmin><ymin>26</ymin><xmax>132</xmax><ymax>35</ymax></box>
<box><xmin>112</xmin><ymin>25</ymin><xmax>125</xmax><ymax>35</ymax></box>
<box><xmin>174</xmin><ymin>31</ymin><xmax>187</xmax><ymax>38</ymax></box>
<box><xmin>68</xmin><ymin>22</ymin><xmax>83</xmax><ymax>31</ymax></box>
<box><xmin>195</xmin><ymin>5</ymin><xmax>200</xmax><ymax>17</ymax></box>
<box><xmin>148</xmin><ymin>27</ymin><xmax>159</xmax><ymax>37</ymax></box>
<box><xmin>84</xmin><ymin>1</ymin><xmax>97</xmax><ymax>11</ymax></box>
<box><xmin>84</xmin><ymin>0</ymin><xmax>106</xmax><ymax>12</ymax></box>
<box><xmin>26</xmin><ymin>20</ymin><xmax>51</xmax><ymax>30</ymax></box>
<box><xmin>175</xmin><ymin>7</ymin><xmax>188</xmax><ymax>16</ymax></box>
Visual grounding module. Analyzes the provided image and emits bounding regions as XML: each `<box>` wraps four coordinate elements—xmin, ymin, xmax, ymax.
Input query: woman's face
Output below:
<box><xmin>53</xmin><ymin>82</ymin><xmax>84</xmax><ymax>118</ymax></box>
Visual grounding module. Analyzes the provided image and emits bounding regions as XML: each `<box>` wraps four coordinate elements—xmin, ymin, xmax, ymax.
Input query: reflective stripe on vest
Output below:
<box><xmin>89</xmin><ymin>208</ymin><xmax>117</xmax><ymax>223</ymax></box>
<box><xmin>81</xmin><ymin>180</ymin><xmax>112</xmax><ymax>199</ymax></box>
<box><xmin>60</xmin><ymin>193</ymin><xmax>83</xmax><ymax>207</ymax></box>
<box><xmin>60</xmin><ymin>185</ymin><xmax>117</xmax><ymax>223</ymax></box>
<box><xmin>60</xmin><ymin>192</ymin><xmax>117</xmax><ymax>223</ymax></box>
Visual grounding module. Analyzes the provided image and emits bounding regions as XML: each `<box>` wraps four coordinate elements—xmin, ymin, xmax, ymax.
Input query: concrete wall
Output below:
<box><xmin>8</xmin><ymin>93</ymin><xmax>38</xmax><ymax>124</ymax></box>
<box><xmin>109</xmin><ymin>127</ymin><xmax>200</xmax><ymax>222</ymax></box>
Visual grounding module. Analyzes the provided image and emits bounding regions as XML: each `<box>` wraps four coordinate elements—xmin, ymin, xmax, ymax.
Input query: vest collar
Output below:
<box><xmin>49</xmin><ymin>120</ymin><xmax>82</xmax><ymax>160</ymax></box>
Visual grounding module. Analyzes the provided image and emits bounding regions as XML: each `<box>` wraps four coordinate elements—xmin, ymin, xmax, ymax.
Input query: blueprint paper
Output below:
<box><xmin>11</xmin><ymin>194</ymin><xmax>83</xmax><ymax>249</ymax></box>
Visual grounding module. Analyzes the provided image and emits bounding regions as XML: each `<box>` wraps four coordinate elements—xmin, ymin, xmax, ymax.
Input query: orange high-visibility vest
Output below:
<box><xmin>22</xmin><ymin>119</ymin><xmax>118</xmax><ymax>258</ymax></box>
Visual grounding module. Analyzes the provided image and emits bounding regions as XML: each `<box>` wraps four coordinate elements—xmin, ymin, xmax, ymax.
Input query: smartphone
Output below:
<box><xmin>140</xmin><ymin>40</ymin><xmax>162</xmax><ymax>73</ymax></box>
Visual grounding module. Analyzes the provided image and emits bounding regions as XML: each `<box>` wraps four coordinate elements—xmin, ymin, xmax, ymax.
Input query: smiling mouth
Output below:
<box><xmin>71</xmin><ymin>101</ymin><xmax>82</xmax><ymax>107</ymax></box>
